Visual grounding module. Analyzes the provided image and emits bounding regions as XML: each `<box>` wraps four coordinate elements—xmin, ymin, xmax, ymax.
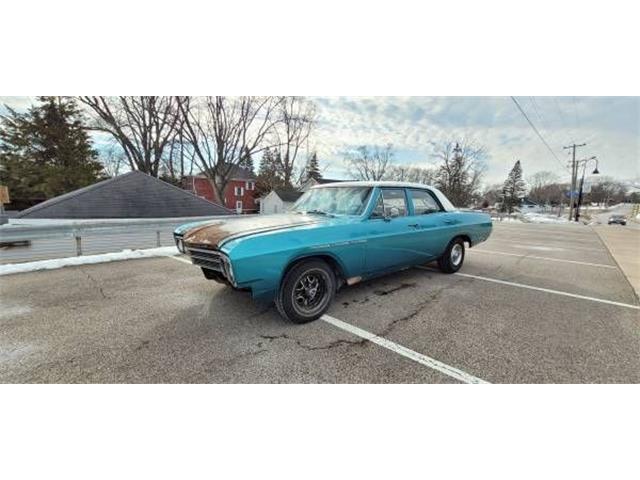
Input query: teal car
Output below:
<box><xmin>174</xmin><ymin>181</ymin><xmax>492</xmax><ymax>323</ymax></box>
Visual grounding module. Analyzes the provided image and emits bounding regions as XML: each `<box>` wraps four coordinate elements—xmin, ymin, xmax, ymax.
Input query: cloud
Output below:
<box><xmin>311</xmin><ymin>96</ymin><xmax>639</xmax><ymax>184</ymax></box>
<box><xmin>2</xmin><ymin>96</ymin><xmax>638</xmax><ymax>184</ymax></box>
<box><xmin>0</xmin><ymin>96</ymin><xmax>35</xmax><ymax>111</ymax></box>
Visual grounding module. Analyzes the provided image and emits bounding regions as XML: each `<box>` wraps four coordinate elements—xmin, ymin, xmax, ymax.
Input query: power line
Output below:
<box><xmin>552</xmin><ymin>97</ymin><xmax>577</xmax><ymax>144</ymax></box>
<box><xmin>530</xmin><ymin>97</ymin><xmax>570</xmax><ymax>152</ymax></box>
<box><xmin>510</xmin><ymin>96</ymin><xmax>569</xmax><ymax>172</ymax></box>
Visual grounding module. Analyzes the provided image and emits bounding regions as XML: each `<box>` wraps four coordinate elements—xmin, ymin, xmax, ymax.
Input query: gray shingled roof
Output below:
<box><xmin>17</xmin><ymin>171</ymin><xmax>233</xmax><ymax>219</ymax></box>
<box><xmin>274</xmin><ymin>189</ymin><xmax>303</xmax><ymax>203</ymax></box>
<box><xmin>316</xmin><ymin>178</ymin><xmax>345</xmax><ymax>184</ymax></box>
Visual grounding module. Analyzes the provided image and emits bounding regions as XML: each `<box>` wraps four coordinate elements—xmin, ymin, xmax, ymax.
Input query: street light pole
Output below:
<box><xmin>574</xmin><ymin>156</ymin><xmax>599</xmax><ymax>222</ymax></box>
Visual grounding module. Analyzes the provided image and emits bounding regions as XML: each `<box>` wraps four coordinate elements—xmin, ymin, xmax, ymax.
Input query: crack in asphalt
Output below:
<box><xmin>376</xmin><ymin>283</ymin><xmax>450</xmax><ymax>338</ymax></box>
<box><xmin>259</xmin><ymin>333</ymin><xmax>367</xmax><ymax>351</ymax></box>
<box><xmin>79</xmin><ymin>268</ymin><xmax>109</xmax><ymax>299</ymax></box>
<box><xmin>256</xmin><ymin>279</ymin><xmax>456</xmax><ymax>353</ymax></box>
<box><xmin>374</xmin><ymin>282</ymin><xmax>416</xmax><ymax>296</ymax></box>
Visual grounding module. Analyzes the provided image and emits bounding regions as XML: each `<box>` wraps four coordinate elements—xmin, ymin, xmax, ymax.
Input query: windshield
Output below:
<box><xmin>292</xmin><ymin>187</ymin><xmax>372</xmax><ymax>216</ymax></box>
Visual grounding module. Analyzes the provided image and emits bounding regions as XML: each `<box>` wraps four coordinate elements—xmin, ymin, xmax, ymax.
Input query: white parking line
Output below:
<box><xmin>321</xmin><ymin>314</ymin><xmax>489</xmax><ymax>384</ymax></box>
<box><xmin>496</xmin><ymin>241</ymin><xmax>605</xmax><ymax>253</ymax></box>
<box><xmin>170</xmin><ymin>255</ymin><xmax>192</xmax><ymax>265</ymax></box>
<box><xmin>416</xmin><ymin>267</ymin><xmax>640</xmax><ymax>310</ymax></box>
<box><xmin>488</xmin><ymin>235</ymin><xmax>603</xmax><ymax>253</ymax></box>
<box><xmin>168</xmin><ymin>255</ymin><xmax>489</xmax><ymax>383</ymax></box>
<box><xmin>471</xmin><ymin>249</ymin><xmax>617</xmax><ymax>269</ymax></box>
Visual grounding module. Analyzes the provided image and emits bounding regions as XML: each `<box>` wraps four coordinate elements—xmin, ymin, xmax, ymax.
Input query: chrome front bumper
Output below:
<box><xmin>185</xmin><ymin>245</ymin><xmax>236</xmax><ymax>285</ymax></box>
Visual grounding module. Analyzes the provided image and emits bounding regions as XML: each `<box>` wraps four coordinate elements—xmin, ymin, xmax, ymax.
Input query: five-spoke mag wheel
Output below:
<box><xmin>276</xmin><ymin>259</ymin><xmax>336</xmax><ymax>323</ymax></box>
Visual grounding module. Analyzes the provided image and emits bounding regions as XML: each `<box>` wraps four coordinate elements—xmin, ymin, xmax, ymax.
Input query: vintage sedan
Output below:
<box><xmin>174</xmin><ymin>181</ymin><xmax>492</xmax><ymax>323</ymax></box>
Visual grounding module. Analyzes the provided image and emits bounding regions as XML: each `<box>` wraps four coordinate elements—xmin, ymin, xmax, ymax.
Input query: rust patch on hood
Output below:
<box><xmin>183</xmin><ymin>214</ymin><xmax>322</xmax><ymax>249</ymax></box>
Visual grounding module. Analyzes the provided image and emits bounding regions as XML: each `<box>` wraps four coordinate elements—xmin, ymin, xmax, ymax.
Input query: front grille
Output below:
<box><xmin>186</xmin><ymin>246</ymin><xmax>225</xmax><ymax>273</ymax></box>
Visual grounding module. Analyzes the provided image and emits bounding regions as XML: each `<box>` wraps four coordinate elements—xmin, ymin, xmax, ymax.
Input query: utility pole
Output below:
<box><xmin>564</xmin><ymin>143</ymin><xmax>586</xmax><ymax>221</ymax></box>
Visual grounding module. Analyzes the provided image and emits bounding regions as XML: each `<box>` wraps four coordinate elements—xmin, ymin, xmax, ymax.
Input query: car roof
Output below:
<box><xmin>311</xmin><ymin>180</ymin><xmax>436</xmax><ymax>189</ymax></box>
<box><xmin>310</xmin><ymin>180</ymin><xmax>457</xmax><ymax>212</ymax></box>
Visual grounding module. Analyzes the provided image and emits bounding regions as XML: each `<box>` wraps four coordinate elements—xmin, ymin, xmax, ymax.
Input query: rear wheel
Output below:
<box><xmin>438</xmin><ymin>238</ymin><xmax>465</xmax><ymax>273</ymax></box>
<box><xmin>276</xmin><ymin>259</ymin><xmax>336</xmax><ymax>324</ymax></box>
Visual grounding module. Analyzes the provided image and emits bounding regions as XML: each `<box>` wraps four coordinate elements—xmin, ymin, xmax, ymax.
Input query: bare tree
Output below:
<box><xmin>431</xmin><ymin>139</ymin><xmax>486</xmax><ymax>207</ymax></box>
<box><xmin>161</xmin><ymin>122</ymin><xmax>195</xmax><ymax>182</ymax></box>
<box><xmin>527</xmin><ymin>171</ymin><xmax>560</xmax><ymax>205</ymax></box>
<box><xmin>272</xmin><ymin>97</ymin><xmax>316</xmax><ymax>187</ymax></box>
<box><xmin>78</xmin><ymin>96</ymin><xmax>181</xmax><ymax>176</ymax></box>
<box><xmin>345</xmin><ymin>144</ymin><xmax>394</xmax><ymax>181</ymax></box>
<box><xmin>176</xmin><ymin>96</ymin><xmax>282</xmax><ymax>202</ymax></box>
<box><xmin>99</xmin><ymin>143</ymin><xmax>126</xmax><ymax>178</ymax></box>
<box><xmin>385</xmin><ymin>165</ymin><xmax>437</xmax><ymax>184</ymax></box>
<box><xmin>589</xmin><ymin>177</ymin><xmax>627</xmax><ymax>206</ymax></box>
<box><xmin>528</xmin><ymin>171</ymin><xmax>559</xmax><ymax>191</ymax></box>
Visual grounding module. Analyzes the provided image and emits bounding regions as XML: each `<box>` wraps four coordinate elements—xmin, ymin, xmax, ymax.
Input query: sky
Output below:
<box><xmin>1</xmin><ymin>96</ymin><xmax>638</xmax><ymax>186</ymax></box>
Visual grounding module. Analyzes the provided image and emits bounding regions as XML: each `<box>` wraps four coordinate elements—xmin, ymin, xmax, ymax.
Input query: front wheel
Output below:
<box><xmin>438</xmin><ymin>238</ymin><xmax>465</xmax><ymax>273</ymax></box>
<box><xmin>276</xmin><ymin>259</ymin><xmax>336</xmax><ymax>324</ymax></box>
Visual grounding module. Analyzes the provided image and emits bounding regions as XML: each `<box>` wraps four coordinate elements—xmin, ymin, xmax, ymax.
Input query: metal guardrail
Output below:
<box><xmin>0</xmin><ymin>216</ymin><xmax>236</xmax><ymax>264</ymax></box>
<box><xmin>0</xmin><ymin>216</ymin><xmax>232</xmax><ymax>242</ymax></box>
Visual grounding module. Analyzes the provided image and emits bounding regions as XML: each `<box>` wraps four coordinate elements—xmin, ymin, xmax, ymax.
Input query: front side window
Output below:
<box><xmin>409</xmin><ymin>189</ymin><xmax>442</xmax><ymax>215</ymax></box>
<box><xmin>383</xmin><ymin>188</ymin><xmax>408</xmax><ymax>217</ymax></box>
<box><xmin>292</xmin><ymin>187</ymin><xmax>372</xmax><ymax>216</ymax></box>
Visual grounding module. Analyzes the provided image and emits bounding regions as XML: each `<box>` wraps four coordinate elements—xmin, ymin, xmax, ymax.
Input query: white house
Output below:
<box><xmin>259</xmin><ymin>189</ymin><xmax>303</xmax><ymax>214</ymax></box>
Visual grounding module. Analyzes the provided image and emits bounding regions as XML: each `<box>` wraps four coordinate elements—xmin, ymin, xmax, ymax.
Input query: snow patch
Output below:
<box><xmin>492</xmin><ymin>217</ymin><xmax>523</xmax><ymax>223</ymax></box>
<box><xmin>0</xmin><ymin>305</ymin><xmax>32</xmax><ymax>319</ymax></box>
<box><xmin>0</xmin><ymin>342</ymin><xmax>37</xmax><ymax>363</ymax></box>
<box><xmin>0</xmin><ymin>247</ymin><xmax>180</xmax><ymax>276</ymax></box>
<box><xmin>522</xmin><ymin>213</ymin><xmax>569</xmax><ymax>224</ymax></box>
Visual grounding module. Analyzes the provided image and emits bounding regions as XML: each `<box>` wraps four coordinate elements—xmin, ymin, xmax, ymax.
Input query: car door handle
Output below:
<box><xmin>443</xmin><ymin>219</ymin><xmax>455</xmax><ymax>224</ymax></box>
<box><xmin>408</xmin><ymin>224</ymin><xmax>420</xmax><ymax>228</ymax></box>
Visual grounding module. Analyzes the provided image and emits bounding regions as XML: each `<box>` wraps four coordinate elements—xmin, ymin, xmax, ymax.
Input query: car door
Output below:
<box><xmin>406</xmin><ymin>188</ymin><xmax>456</xmax><ymax>260</ymax></box>
<box><xmin>364</xmin><ymin>188</ymin><xmax>425</xmax><ymax>273</ymax></box>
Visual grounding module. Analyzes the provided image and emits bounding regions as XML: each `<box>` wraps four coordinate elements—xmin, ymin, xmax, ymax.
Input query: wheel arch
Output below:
<box><xmin>454</xmin><ymin>233</ymin><xmax>473</xmax><ymax>247</ymax></box>
<box><xmin>280</xmin><ymin>253</ymin><xmax>347</xmax><ymax>290</ymax></box>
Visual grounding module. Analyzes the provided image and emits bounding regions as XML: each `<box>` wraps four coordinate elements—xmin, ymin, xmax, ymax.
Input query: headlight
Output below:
<box><xmin>175</xmin><ymin>236</ymin><xmax>185</xmax><ymax>253</ymax></box>
<box><xmin>221</xmin><ymin>256</ymin><xmax>235</xmax><ymax>284</ymax></box>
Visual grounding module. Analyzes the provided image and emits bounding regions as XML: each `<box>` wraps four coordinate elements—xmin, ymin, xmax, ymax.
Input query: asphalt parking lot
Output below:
<box><xmin>1</xmin><ymin>222</ymin><xmax>639</xmax><ymax>383</ymax></box>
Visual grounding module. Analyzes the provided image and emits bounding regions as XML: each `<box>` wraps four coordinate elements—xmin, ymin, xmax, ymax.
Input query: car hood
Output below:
<box><xmin>181</xmin><ymin>213</ymin><xmax>330</xmax><ymax>249</ymax></box>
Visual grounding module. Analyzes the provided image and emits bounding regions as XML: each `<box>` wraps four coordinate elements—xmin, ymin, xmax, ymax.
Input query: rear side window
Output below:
<box><xmin>409</xmin><ymin>189</ymin><xmax>442</xmax><ymax>215</ymax></box>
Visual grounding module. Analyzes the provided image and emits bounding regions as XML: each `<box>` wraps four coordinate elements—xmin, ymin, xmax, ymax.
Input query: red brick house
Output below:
<box><xmin>182</xmin><ymin>165</ymin><xmax>257</xmax><ymax>214</ymax></box>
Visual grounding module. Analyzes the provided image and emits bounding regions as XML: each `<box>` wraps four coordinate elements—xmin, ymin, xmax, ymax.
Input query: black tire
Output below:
<box><xmin>438</xmin><ymin>238</ymin><xmax>465</xmax><ymax>273</ymax></box>
<box><xmin>275</xmin><ymin>259</ymin><xmax>336</xmax><ymax>324</ymax></box>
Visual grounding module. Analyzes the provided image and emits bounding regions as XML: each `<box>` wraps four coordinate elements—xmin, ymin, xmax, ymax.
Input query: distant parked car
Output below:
<box><xmin>174</xmin><ymin>181</ymin><xmax>493</xmax><ymax>323</ymax></box>
<box><xmin>608</xmin><ymin>214</ymin><xmax>627</xmax><ymax>226</ymax></box>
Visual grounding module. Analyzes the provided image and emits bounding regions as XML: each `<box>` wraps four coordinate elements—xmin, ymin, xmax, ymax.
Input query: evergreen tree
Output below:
<box><xmin>434</xmin><ymin>142</ymin><xmax>483</xmax><ymax>207</ymax></box>
<box><xmin>256</xmin><ymin>147</ymin><xmax>284</xmax><ymax>196</ymax></box>
<box><xmin>501</xmin><ymin>160</ymin><xmax>527</xmax><ymax>214</ymax></box>
<box><xmin>0</xmin><ymin>96</ymin><xmax>103</xmax><ymax>208</ymax></box>
<box><xmin>238</xmin><ymin>146</ymin><xmax>255</xmax><ymax>175</ymax></box>
<box><xmin>304</xmin><ymin>151</ymin><xmax>322</xmax><ymax>182</ymax></box>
